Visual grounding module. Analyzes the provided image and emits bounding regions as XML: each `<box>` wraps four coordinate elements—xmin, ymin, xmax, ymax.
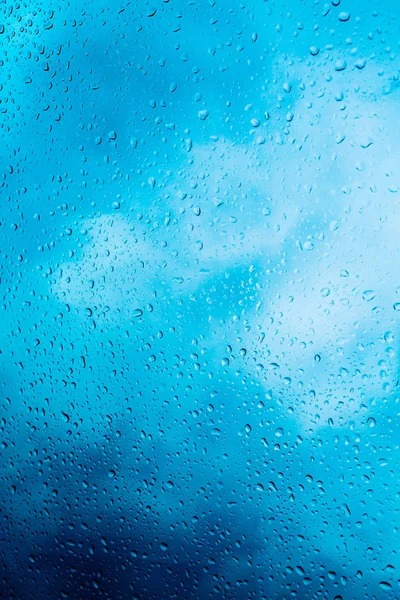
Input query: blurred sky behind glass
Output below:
<box><xmin>1</xmin><ymin>0</ymin><xmax>400</xmax><ymax>598</ymax></box>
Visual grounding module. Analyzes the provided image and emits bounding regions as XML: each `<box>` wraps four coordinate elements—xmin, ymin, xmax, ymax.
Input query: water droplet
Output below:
<box><xmin>303</xmin><ymin>241</ymin><xmax>314</xmax><ymax>251</ymax></box>
<box><xmin>362</xmin><ymin>290</ymin><xmax>376</xmax><ymax>302</ymax></box>
<box><xmin>379</xmin><ymin>582</ymin><xmax>392</xmax><ymax>591</ymax></box>
<box><xmin>335</xmin><ymin>59</ymin><xmax>347</xmax><ymax>71</ymax></box>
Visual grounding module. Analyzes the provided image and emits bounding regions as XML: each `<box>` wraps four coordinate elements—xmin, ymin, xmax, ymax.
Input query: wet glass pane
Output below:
<box><xmin>1</xmin><ymin>0</ymin><xmax>399</xmax><ymax>598</ymax></box>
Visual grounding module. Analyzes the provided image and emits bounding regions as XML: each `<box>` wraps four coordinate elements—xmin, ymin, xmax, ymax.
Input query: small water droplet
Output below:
<box><xmin>335</xmin><ymin>59</ymin><xmax>347</xmax><ymax>71</ymax></box>
<box><xmin>362</xmin><ymin>290</ymin><xmax>376</xmax><ymax>302</ymax></box>
<box><xmin>379</xmin><ymin>582</ymin><xmax>392</xmax><ymax>591</ymax></box>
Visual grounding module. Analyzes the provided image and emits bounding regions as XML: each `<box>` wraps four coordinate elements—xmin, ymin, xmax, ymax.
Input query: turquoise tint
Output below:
<box><xmin>1</xmin><ymin>0</ymin><xmax>400</xmax><ymax>598</ymax></box>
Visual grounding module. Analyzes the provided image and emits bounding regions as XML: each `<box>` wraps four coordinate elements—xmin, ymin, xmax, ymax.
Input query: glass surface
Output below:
<box><xmin>1</xmin><ymin>0</ymin><xmax>399</xmax><ymax>598</ymax></box>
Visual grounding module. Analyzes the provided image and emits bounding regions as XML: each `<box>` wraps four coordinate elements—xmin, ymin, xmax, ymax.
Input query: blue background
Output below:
<box><xmin>1</xmin><ymin>0</ymin><xmax>400</xmax><ymax>598</ymax></box>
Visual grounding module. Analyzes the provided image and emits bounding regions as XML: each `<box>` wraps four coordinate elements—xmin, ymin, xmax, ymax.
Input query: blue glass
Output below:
<box><xmin>1</xmin><ymin>0</ymin><xmax>399</xmax><ymax>598</ymax></box>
